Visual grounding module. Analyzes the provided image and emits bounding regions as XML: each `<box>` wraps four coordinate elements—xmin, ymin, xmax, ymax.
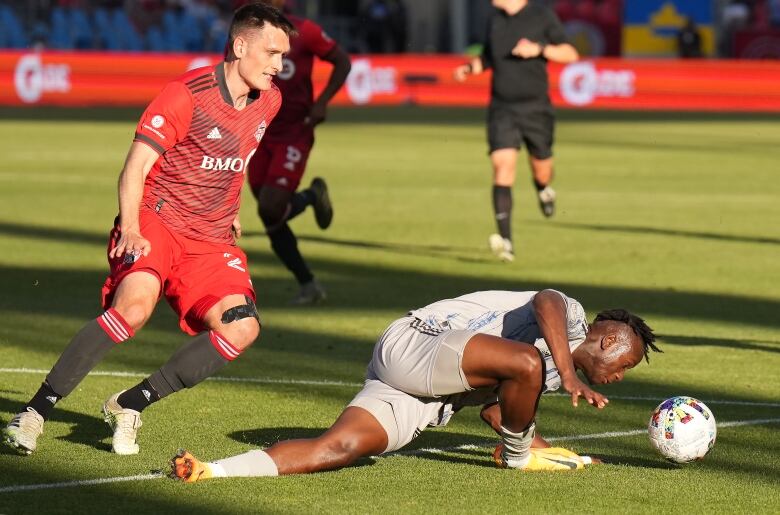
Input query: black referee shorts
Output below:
<box><xmin>487</xmin><ymin>101</ymin><xmax>555</xmax><ymax>159</ymax></box>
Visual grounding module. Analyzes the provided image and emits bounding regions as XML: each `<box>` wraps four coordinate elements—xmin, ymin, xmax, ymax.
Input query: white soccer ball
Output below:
<box><xmin>648</xmin><ymin>396</ymin><xmax>717</xmax><ymax>463</ymax></box>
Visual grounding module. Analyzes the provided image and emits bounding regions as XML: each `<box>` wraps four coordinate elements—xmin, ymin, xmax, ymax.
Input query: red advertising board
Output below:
<box><xmin>2</xmin><ymin>51</ymin><xmax>780</xmax><ymax>112</ymax></box>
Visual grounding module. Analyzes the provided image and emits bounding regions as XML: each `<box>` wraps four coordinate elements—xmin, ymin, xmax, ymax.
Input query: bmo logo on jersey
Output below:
<box><xmin>200</xmin><ymin>149</ymin><xmax>256</xmax><ymax>173</ymax></box>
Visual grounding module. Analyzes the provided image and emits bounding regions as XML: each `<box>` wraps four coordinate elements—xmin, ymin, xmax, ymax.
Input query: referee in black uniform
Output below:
<box><xmin>454</xmin><ymin>0</ymin><xmax>578</xmax><ymax>262</ymax></box>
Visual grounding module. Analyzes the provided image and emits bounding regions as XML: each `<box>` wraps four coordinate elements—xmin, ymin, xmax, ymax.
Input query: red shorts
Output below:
<box><xmin>101</xmin><ymin>210</ymin><xmax>255</xmax><ymax>335</ymax></box>
<box><xmin>247</xmin><ymin>133</ymin><xmax>314</xmax><ymax>194</ymax></box>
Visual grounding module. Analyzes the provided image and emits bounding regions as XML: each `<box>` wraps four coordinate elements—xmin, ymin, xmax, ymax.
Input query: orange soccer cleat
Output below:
<box><xmin>169</xmin><ymin>449</ymin><xmax>213</xmax><ymax>483</ymax></box>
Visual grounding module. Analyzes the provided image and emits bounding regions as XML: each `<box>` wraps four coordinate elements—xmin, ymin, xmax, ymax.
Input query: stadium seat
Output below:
<box><xmin>146</xmin><ymin>26</ymin><xmax>167</xmax><ymax>51</ymax></box>
<box><xmin>111</xmin><ymin>9</ymin><xmax>144</xmax><ymax>51</ymax></box>
<box><xmin>48</xmin><ymin>7</ymin><xmax>72</xmax><ymax>49</ymax></box>
<box><xmin>0</xmin><ymin>6</ymin><xmax>29</xmax><ymax>48</ymax></box>
<box><xmin>162</xmin><ymin>11</ymin><xmax>186</xmax><ymax>52</ymax></box>
<box><xmin>180</xmin><ymin>11</ymin><xmax>205</xmax><ymax>52</ymax></box>
<box><xmin>70</xmin><ymin>8</ymin><xmax>95</xmax><ymax>49</ymax></box>
<box><xmin>94</xmin><ymin>8</ymin><xmax>121</xmax><ymax>50</ymax></box>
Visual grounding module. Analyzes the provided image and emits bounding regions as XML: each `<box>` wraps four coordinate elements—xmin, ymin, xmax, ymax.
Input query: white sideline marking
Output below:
<box><xmin>0</xmin><ymin>368</ymin><xmax>363</xmax><ymax>388</ymax></box>
<box><xmin>1</xmin><ymin>367</ymin><xmax>779</xmax><ymax>408</ymax></box>
<box><xmin>384</xmin><ymin>417</ymin><xmax>780</xmax><ymax>457</ymax></box>
<box><xmin>1</xmin><ymin>418</ymin><xmax>778</xmax><ymax>494</ymax></box>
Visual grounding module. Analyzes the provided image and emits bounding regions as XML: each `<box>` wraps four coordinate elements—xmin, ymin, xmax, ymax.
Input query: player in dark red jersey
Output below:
<box><xmin>247</xmin><ymin>0</ymin><xmax>351</xmax><ymax>305</ymax></box>
<box><xmin>3</xmin><ymin>3</ymin><xmax>294</xmax><ymax>456</ymax></box>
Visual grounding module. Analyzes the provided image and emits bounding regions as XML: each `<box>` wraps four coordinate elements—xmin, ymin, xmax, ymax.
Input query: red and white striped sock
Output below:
<box><xmin>209</xmin><ymin>330</ymin><xmax>242</xmax><ymax>361</ymax></box>
<box><xmin>96</xmin><ymin>308</ymin><xmax>135</xmax><ymax>343</ymax></box>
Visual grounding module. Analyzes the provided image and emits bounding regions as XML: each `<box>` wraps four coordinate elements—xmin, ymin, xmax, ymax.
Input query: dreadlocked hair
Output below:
<box><xmin>594</xmin><ymin>309</ymin><xmax>661</xmax><ymax>363</ymax></box>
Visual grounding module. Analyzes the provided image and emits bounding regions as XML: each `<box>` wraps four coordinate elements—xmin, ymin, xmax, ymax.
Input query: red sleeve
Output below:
<box><xmin>300</xmin><ymin>19</ymin><xmax>337</xmax><ymax>59</ymax></box>
<box><xmin>134</xmin><ymin>81</ymin><xmax>193</xmax><ymax>155</ymax></box>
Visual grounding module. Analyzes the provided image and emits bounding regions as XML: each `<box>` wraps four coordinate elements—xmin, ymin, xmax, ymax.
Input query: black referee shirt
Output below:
<box><xmin>480</xmin><ymin>2</ymin><xmax>568</xmax><ymax>104</ymax></box>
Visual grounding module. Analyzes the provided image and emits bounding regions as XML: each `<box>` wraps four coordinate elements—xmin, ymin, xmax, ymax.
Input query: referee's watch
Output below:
<box><xmin>538</xmin><ymin>43</ymin><xmax>546</xmax><ymax>57</ymax></box>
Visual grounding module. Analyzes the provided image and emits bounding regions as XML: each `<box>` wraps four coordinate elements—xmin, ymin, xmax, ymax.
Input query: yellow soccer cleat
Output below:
<box><xmin>493</xmin><ymin>444</ymin><xmax>585</xmax><ymax>471</ymax></box>
<box><xmin>170</xmin><ymin>449</ymin><xmax>214</xmax><ymax>483</ymax></box>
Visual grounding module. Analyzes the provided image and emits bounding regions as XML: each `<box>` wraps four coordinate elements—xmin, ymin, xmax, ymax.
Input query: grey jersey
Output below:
<box><xmin>408</xmin><ymin>290</ymin><xmax>589</xmax><ymax>393</ymax></box>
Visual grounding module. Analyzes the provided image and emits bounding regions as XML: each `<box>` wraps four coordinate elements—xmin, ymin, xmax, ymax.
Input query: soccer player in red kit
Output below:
<box><xmin>247</xmin><ymin>0</ymin><xmax>351</xmax><ymax>304</ymax></box>
<box><xmin>3</xmin><ymin>3</ymin><xmax>294</xmax><ymax>456</ymax></box>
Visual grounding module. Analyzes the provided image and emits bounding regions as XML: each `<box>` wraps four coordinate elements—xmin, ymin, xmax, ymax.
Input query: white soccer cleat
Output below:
<box><xmin>488</xmin><ymin>233</ymin><xmax>515</xmax><ymax>262</ymax></box>
<box><xmin>102</xmin><ymin>391</ymin><xmax>142</xmax><ymax>455</ymax></box>
<box><xmin>537</xmin><ymin>186</ymin><xmax>556</xmax><ymax>218</ymax></box>
<box><xmin>3</xmin><ymin>407</ymin><xmax>44</xmax><ymax>455</ymax></box>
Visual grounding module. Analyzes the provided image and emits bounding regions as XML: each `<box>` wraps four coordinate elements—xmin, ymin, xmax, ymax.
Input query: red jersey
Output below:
<box><xmin>265</xmin><ymin>14</ymin><xmax>336</xmax><ymax>141</ymax></box>
<box><xmin>134</xmin><ymin>63</ymin><xmax>281</xmax><ymax>244</ymax></box>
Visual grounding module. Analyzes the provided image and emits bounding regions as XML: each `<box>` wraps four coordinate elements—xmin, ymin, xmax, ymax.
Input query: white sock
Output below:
<box><xmin>209</xmin><ymin>449</ymin><xmax>279</xmax><ymax>477</ymax></box>
<box><xmin>209</xmin><ymin>463</ymin><xmax>227</xmax><ymax>478</ymax></box>
<box><xmin>501</xmin><ymin>422</ymin><xmax>535</xmax><ymax>468</ymax></box>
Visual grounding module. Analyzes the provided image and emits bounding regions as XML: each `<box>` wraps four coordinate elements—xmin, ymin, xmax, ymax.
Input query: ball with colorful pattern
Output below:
<box><xmin>648</xmin><ymin>396</ymin><xmax>717</xmax><ymax>463</ymax></box>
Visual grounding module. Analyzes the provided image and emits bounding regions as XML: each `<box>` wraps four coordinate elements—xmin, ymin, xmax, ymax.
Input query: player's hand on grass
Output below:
<box><xmin>232</xmin><ymin>216</ymin><xmax>242</xmax><ymax>239</ymax></box>
<box><xmin>512</xmin><ymin>38</ymin><xmax>543</xmax><ymax>59</ymax></box>
<box><xmin>562</xmin><ymin>375</ymin><xmax>609</xmax><ymax>409</ymax></box>
<box><xmin>109</xmin><ymin>229</ymin><xmax>151</xmax><ymax>260</ymax></box>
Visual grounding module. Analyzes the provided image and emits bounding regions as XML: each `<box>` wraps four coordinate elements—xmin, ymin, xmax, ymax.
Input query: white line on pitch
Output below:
<box><xmin>0</xmin><ymin>367</ymin><xmax>363</xmax><ymax>388</ymax></box>
<box><xmin>2</xmin><ymin>367</ymin><xmax>779</xmax><ymax>408</ymax></box>
<box><xmin>1</xmin><ymin>417</ymin><xmax>778</xmax><ymax>494</ymax></box>
<box><xmin>383</xmin><ymin>417</ymin><xmax>780</xmax><ymax>457</ymax></box>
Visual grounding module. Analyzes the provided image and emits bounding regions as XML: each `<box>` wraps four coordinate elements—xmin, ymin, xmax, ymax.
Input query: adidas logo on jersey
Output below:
<box><xmin>207</xmin><ymin>127</ymin><xmax>222</xmax><ymax>139</ymax></box>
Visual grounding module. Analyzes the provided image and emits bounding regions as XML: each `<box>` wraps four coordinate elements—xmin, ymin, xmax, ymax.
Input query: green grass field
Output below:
<box><xmin>0</xmin><ymin>107</ymin><xmax>778</xmax><ymax>514</ymax></box>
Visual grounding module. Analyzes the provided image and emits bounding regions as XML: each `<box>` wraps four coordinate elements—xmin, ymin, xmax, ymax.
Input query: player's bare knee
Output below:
<box><xmin>111</xmin><ymin>303</ymin><xmax>151</xmax><ymax>332</ymax></box>
<box><xmin>216</xmin><ymin>296</ymin><xmax>261</xmax><ymax>349</ymax></box>
<box><xmin>508</xmin><ymin>348</ymin><xmax>543</xmax><ymax>385</ymax></box>
<box><xmin>223</xmin><ymin>318</ymin><xmax>260</xmax><ymax>350</ymax></box>
<box><xmin>318</xmin><ymin>436</ymin><xmax>363</xmax><ymax>468</ymax></box>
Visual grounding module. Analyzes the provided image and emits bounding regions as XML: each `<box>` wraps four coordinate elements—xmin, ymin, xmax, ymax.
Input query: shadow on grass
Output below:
<box><xmin>1</xmin><ymin>223</ymin><xmax>778</xmax><ymax>331</ymax></box>
<box><xmin>550</xmin><ymin>221</ymin><xmax>780</xmax><ymax>247</ymax></box>
<box><xmin>244</xmin><ymin>230</ymin><xmax>492</xmax><ymax>263</ymax></box>
<box><xmin>659</xmin><ymin>334</ymin><xmax>780</xmax><ymax>354</ymax></box>
<box><xmin>0</xmin><ymin>396</ymin><xmax>111</xmax><ymax>454</ymax></box>
<box><xmin>590</xmin><ymin>453</ymin><xmax>677</xmax><ymax>469</ymax></box>
<box><xmin>3</xmin><ymin>106</ymin><xmax>779</xmax><ymax>125</ymax></box>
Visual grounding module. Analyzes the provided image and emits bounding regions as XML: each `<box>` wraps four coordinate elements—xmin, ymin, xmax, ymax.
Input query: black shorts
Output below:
<box><xmin>487</xmin><ymin>101</ymin><xmax>555</xmax><ymax>158</ymax></box>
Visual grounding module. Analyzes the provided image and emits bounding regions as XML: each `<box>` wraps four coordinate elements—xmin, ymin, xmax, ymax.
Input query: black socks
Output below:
<box><xmin>492</xmin><ymin>185</ymin><xmax>513</xmax><ymax>241</ymax></box>
<box><xmin>268</xmin><ymin>223</ymin><xmax>314</xmax><ymax>285</ymax></box>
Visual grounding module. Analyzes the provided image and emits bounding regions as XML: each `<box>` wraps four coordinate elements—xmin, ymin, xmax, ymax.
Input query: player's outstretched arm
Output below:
<box><xmin>109</xmin><ymin>142</ymin><xmax>159</xmax><ymax>259</ymax></box>
<box><xmin>532</xmin><ymin>290</ymin><xmax>608</xmax><ymax>409</ymax></box>
<box><xmin>307</xmin><ymin>46</ymin><xmax>351</xmax><ymax>126</ymax></box>
<box><xmin>170</xmin><ymin>406</ymin><xmax>388</xmax><ymax>481</ymax></box>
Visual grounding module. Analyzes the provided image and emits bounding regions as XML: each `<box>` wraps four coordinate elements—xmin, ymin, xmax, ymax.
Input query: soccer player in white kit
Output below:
<box><xmin>171</xmin><ymin>289</ymin><xmax>659</xmax><ymax>479</ymax></box>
